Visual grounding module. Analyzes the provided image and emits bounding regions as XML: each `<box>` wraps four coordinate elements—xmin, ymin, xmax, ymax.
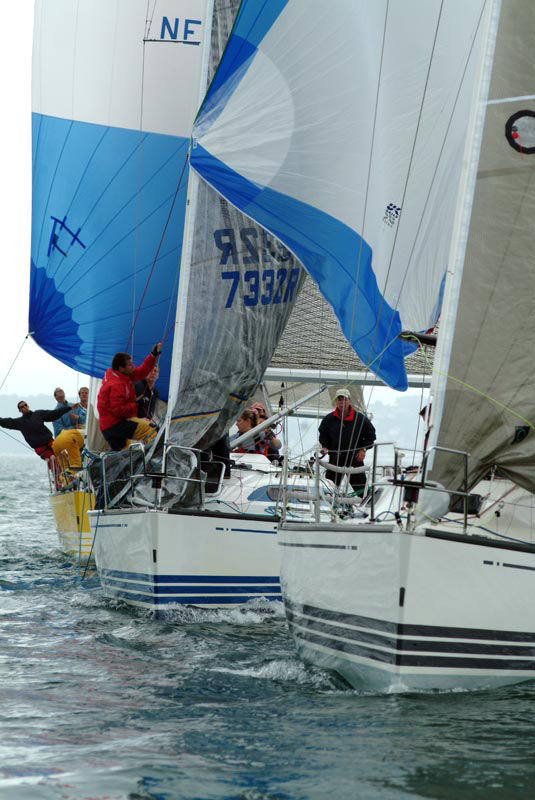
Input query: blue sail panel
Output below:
<box><xmin>197</xmin><ymin>0</ymin><xmax>288</xmax><ymax>127</ymax></box>
<box><xmin>30</xmin><ymin>113</ymin><xmax>190</xmax><ymax>399</ymax></box>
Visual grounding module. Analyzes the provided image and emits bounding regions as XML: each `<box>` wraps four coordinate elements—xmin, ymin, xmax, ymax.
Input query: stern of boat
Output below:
<box><xmin>49</xmin><ymin>489</ymin><xmax>95</xmax><ymax>563</ymax></box>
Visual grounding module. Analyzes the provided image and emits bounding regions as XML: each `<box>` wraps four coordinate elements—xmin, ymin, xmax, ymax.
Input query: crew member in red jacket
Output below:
<box><xmin>97</xmin><ymin>343</ymin><xmax>162</xmax><ymax>450</ymax></box>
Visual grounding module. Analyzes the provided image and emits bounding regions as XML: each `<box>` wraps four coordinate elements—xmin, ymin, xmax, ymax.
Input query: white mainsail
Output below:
<box><xmin>429</xmin><ymin>0</ymin><xmax>535</xmax><ymax>494</ymax></box>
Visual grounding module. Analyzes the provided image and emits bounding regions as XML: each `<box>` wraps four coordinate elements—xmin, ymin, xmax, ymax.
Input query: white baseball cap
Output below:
<box><xmin>335</xmin><ymin>388</ymin><xmax>351</xmax><ymax>399</ymax></box>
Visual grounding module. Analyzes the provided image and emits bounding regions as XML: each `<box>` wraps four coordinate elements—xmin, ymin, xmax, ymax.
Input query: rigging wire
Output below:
<box><xmin>132</xmin><ymin>16</ymin><xmax>151</xmax><ymax>355</ymax></box>
<box><xmin>381</xmin><ymin>0</ymin><xmax>488</xmax><ymax>348</ymax></box>
<box><xmin>0</xmin><ymin>429</ymin><xmax>33</xmax><ymax>452</ymax></box>
<box><xmin>0</xmin><ymin>331</ymin><xmax>47</xmax><ymax>451</ymax></box>
<box><xmin>347</xmin><ymin>3</ymin><xmax>490</xmax><ymax>477</ymax></box>
<box><xmin>0</xmin><ymin>333</ymin><xmax>33</xmax><ymax>394</ymax></box>
<box><xmin>345</xmin><ymin>0</ymin><xmax>390</xmax><ymax>422</ymax></box>
<box><xmin>406</xmin><ymin>335</ymin><xmax>535</xmax><ymax>431</ymax></box>
<box><xmin>76</xmin><ymin>483</ymin><xmax>88</xmax><ymax>584</ymax></box>
<box><xmin>410</xmin><ymin>344</ymin><xmax>432</xmax><ymax>465</ymax></box>
<box><xmin>363</xmin><ymin>0</ymin><xmax>446</xmax><ymax>379</ymax></box>
<box><xmin>334</xmin><ymin>0</ymin><xmax>485</xmax><ymax>463</ymax></box>
<box><xmin>144</xmin><ymin>0</ymin><xmax>158</xmax><ymax>40</ymax></box>
<box><xmin>160</xmin><ymin>252</ymin><xmax>184</xmax><ymax>344</ymax></box>
<box><xmin>125</xmin><ymin>150</ymin><xmax>191</xmax><ymax>350</ymax></box>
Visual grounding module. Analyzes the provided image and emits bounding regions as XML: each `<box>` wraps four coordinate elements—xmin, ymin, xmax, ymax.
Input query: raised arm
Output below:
<box><xmin>131</xmin><ymin>342</ymin><xmax>162</xmax><ymax>382</ymax></box>
<box><xmin>0</xmin><ymin>417</ymin><xmax>23</xmax><ymax>431</ymax></box>
<box><xmin>131</xmin><ymin>354</ymin><xmax>156</xmax><ymax>382</ymax></box>
<box><xmin>39</xmin><ymin>406</ymin><xmax>73</xmax><ymax>423</ymax></box>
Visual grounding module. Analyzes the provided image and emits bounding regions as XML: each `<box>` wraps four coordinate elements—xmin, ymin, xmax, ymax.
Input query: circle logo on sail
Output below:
<box><xmin>505</xmin><ymin>110</ymin><xmax>535</xmax><ymax>155</ymax></box>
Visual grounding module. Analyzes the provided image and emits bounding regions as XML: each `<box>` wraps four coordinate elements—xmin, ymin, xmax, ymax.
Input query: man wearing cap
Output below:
<box><xmin>318</xmin><ymin>388</ymin><xmax>376</xmax><ymax>493</ymax></box>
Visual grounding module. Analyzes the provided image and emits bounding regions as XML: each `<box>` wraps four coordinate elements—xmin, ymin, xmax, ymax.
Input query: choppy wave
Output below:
<box><xmin>2</xmin><ymin>455</ymin><xmax>535</xmax><ymax>800</ymax></box>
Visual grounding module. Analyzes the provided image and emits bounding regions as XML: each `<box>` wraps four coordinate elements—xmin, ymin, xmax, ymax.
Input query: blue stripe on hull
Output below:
<box><xmin>98</xmin><ymin>569</ymin><xmax>282</xmax><ymax>607</ymax></box>
<box><xmin>103</xmin><ymin>588</ymin><xmax>282</xmax><ymax>606</ymax></box>
<box><xmin>99</xmin><ymin>569</ymin><xmax>280</xmax><ymax>584</ymax></box>
<box><xmin>102</xmin><ymin>577</ymin><xmax>280</xmax><ymax>595</ymax></box>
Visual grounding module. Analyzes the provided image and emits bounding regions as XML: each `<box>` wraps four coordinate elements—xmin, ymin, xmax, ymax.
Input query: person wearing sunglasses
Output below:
<box><xmin>0</xmin><ymin>400</ymin><xmax>74</xmax><ymax>464</ymax></box>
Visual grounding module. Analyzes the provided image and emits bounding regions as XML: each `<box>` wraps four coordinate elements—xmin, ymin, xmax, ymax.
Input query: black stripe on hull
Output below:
<box><xmin>278</xmin><ymin>542</ymin><xmax>358</xmax><ymax>551</ymax></box>
<box><xmin>285</xmin><ymin>609</ymin><xmax>535</xmax><ymax>656</ymax></box>
<box><xmin>284</xmin><ymin>600</ymin><xmax>535</xmax><ymax>670</ymax></box>
<box><xmin>424</xmin><ymin>528</ymin><xmax>535</xmax><ymax>555</ymax></box>
<box><xmin>289</xmin><ymin>622</ymin><xmax>535</xmax><ymax>671</ymax></box>
<box><xmin>284</xmin><ymin>599</ymin><xmax>535</xmax><ymax>643</ymax></box>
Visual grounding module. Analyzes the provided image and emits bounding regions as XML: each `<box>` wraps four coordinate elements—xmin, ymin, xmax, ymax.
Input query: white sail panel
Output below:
<box><xmin>167</xmin><ymin>174</ymin><xmax>304</xmax><ymax>448</ymax></box>
<box><xmin>191</xmin><ymin>0</ymin><xmax>489</xmax><ymax>390</ymax></box>
<box><xmin>33</xmin><ymin>0</ymin><xmax>208</xmax><ymax>136</ymax></box>
<box><xmin>430</xmin><ymin>1</ymin><xmax>535</xmax><ymax>495</ymax></box>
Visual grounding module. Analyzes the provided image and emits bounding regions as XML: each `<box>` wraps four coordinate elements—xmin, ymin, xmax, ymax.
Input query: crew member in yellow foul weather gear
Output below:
<box><xmin>97</xmin><ymin>343</ymin><xmax>162</xmax><ymax>451</ymax></box>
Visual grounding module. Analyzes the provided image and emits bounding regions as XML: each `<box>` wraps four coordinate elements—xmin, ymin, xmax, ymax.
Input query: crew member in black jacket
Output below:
<box><xmin>318</xmin><ymin>388</ymin><xmax>376</xmax><ymax>493</ymax></box>
<box><xmin>0</xmin><ymin>401</ymin><xmax>72</xmax><ymax>462</ymax></box>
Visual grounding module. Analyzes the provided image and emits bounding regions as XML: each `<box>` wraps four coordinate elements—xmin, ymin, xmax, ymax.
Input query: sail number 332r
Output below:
<box><xmin>222</xmin><ymin>267</ymin><xmax>300</xmax><ymax>308</ymax></box>
<box><xmin>214</xmin><ymin>226</ymin><xmax>300</xmax><ymax>309</ymax></box>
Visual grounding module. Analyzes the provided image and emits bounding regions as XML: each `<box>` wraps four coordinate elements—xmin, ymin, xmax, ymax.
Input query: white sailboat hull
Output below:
<box><xmin>91</xmin><ymin>508</ymin><xmax>281</xmax><ymax>611</ymax></box>
<box><xmin>279</xmin><ymin>523</ymin><xmax>535</xmax><ymax>692</ymax></box>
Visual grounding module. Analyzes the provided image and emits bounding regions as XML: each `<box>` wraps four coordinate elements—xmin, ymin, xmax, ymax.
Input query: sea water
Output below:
<box><xmin>1</xmin><ymin>454</ymin><xmax>534</xmax><ymax>800</ymax></box>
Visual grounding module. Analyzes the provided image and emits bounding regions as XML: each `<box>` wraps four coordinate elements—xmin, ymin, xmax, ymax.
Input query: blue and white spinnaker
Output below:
<box><xmin>31</xmin><ymin>0</ymin><xmax>211</xmax><ymax>397</ymax></box>
<box><xmin>191</xmin><ymin>0</ymin><xmax>489</xmax><ymax>389</ymax></box>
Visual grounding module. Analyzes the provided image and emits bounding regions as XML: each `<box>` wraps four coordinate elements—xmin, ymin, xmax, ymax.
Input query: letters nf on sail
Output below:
<box><xmin>191</xmin><ymin>0</ymin><xmax>491</xmax><ymax>390</ymax></box>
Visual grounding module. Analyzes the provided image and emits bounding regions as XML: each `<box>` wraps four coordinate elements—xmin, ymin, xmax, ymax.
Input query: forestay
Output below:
<box><xmin>430</xmin><ymin>1</ymin><xmax>535</xmax><ymax>495</ymax></box>
<box><xmin>190</xmin><ymin>0</ymin><xmax>490</xmax><ymax>390</ymax></box>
